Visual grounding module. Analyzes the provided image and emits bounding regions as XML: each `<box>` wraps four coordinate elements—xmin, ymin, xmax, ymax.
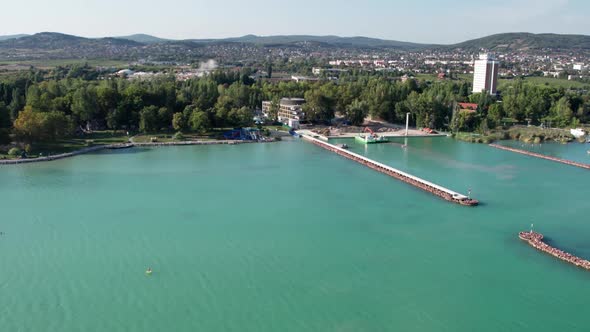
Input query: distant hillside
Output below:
<box><xmin>199</xmin><ymin>34</ymin><xmax>429</xmax><ymax>49</ymax></box>
<box><xmin>116</xmin><ymin>34</ymin><xmax>169</xmax><ymax>44</ymax></box>
<box><xmin>2</xmin><ymin>31</ymin><xmax>590</xmax><ymax>62</ymax></box>
<box><xmin>0</xmin><ymin>34</ymin><xmax>29</xmax><ymax>41</ymax></box>
<box><xmin>0</xmin><ymin>32</ymin><xmax>145</xmax><ymax>59</ymax></box>
<box><xmin>448</xmin><ymin>33</ymin><xmax>590</xmax><ymax>51</ymax></box>
<box><xmin>0</xmin><ymin>32</ymin><xmax>142</xmax><ymax>49</ymax></box>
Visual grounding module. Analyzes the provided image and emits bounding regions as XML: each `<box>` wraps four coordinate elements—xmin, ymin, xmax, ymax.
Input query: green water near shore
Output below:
<box><xmin>1</xmin><ymin>138</ymin><xmax>589</xmax><ymax>331</ymax></box>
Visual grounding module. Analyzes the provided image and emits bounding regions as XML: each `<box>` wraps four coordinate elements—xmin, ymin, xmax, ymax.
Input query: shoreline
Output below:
<box><xmin>0</xmin><ymin>140</ymin><xmax>272</xmax><ymax>165</ymax></box>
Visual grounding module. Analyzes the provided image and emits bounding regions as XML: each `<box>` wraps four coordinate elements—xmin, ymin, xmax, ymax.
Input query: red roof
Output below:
<box><xmin>458</xmin><ymin>103</ymin><xmax>478</xmax><ymax>110</ymax></box>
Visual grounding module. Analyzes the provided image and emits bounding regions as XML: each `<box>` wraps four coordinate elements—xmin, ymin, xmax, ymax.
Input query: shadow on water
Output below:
<box><xmin>87</xmin><ymin>147</ymin><xmax>151</xmax><ymax>156</ymax></box>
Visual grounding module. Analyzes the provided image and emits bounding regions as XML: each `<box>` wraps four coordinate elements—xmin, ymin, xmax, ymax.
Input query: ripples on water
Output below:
<box><xmin>1</xmin><ymin>141</ymin><xmax>589</xmax><ymax>331</ymax></box>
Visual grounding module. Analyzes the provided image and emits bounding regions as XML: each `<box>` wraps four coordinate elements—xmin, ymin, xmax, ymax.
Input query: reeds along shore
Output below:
<box><xmin>489</xmin><ymin>144</ymin><xmax>590</xmax><ymax>170</ymax></box>
<box><xmin>304</xmin><ymin>136</ymin><xmax>478</xmax><ymax>206</ymax></box>
<box><xmin>519</xmin><ymin>231</ymin><xmax>590</xmax><ymax>271</ymax></box>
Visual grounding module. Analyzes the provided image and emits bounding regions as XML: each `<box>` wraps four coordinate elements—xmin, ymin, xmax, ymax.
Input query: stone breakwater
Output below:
<box><xmin>489</xmin><ymin>144</ymin><xmax>590</xmax><ymax>170</ymax></box>
<box><xmin>0</xmin><ymin>140</ymin><xmax>269</xmax><ymax>165</ymax></box>
<box><xmin>519</xmin><ymin>231</ymin><xmax>590</xmax><ymax>270</ymax></box>
<box><xmin>301</xmin><ymin>134</ymin><xmax>478</xmax><ymax>206</ymax></box>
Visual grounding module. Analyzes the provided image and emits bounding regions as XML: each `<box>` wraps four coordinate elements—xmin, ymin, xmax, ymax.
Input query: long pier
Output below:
<box><xmin>301</xmin><ymin>134</ymin><xmax>478</xmax><ymax>206</ymax></box>
<box><xmin>489</xmin><ymin>144</ymin><xmax>590</xmax><ymax>170</ymax></box>
<box><xmin>519</xmin><ymin>231</ymin><xmax>590</xmax><ymax>271</ymax></box>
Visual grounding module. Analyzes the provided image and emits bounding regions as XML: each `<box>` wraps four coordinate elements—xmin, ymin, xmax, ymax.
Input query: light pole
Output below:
<box><xmin>405</xmin><ymin>112</ymin><xmax>410</xmax><ymax>136</ymax></box>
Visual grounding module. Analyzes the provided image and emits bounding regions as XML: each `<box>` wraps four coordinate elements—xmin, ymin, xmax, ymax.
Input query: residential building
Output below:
<box><xmin>262</xmin><ymin>98</ymin><xmax>306</xmax><ymax>126</ymax></box>
<box><xmin>472</xmin><ymin>53</ymin><xmax>499</xmax><ymax>95</ymax></box>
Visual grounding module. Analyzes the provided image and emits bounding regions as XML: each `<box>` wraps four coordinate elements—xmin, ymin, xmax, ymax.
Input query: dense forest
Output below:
<box><xmin>1</xmin><ymin>65</ymin><xmax>589</xmax><ymax>147</ymax></box>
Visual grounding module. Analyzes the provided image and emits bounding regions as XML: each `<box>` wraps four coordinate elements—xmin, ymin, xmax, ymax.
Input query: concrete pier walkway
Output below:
<box><xmin>489</xmin><ymin>144</ymin><xmax>590</xmax><ymax>170</ymax></box>
<box><xmin>300</xmin><ymin>134</ymin><xmax>478</xmax><ymax>206</ymax></box>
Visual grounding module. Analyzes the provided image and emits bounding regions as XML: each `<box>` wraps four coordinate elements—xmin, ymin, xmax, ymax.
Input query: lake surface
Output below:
<box><xmin>1</xmin><ymin>138</ymin><xmax>589</xmax><ymax>332</ymax></box>
<box><xmin>496</xmin><ymin>140</ymin><xmax>590</xmax><ymax>164</ymax></box>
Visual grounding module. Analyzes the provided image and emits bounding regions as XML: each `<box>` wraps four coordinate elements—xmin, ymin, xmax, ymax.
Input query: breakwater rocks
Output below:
<box><xmin>519</xmin><ymin>231</ymin><xmax>590</xmax><ymax>271</ymax></box>
<box><xmin>0</xmin><ymin>140</ymin><xmax>271</xmax><ymax>165</ymax></box>
<box><xmin>301</xmin><ymin>135</ymin><xmax>478</xmax><ymax>206</ymax></box>
<box><xmin>489</xmin><ymin>144</ymin><xmax>590</xmax><ymax>170</ymax></box>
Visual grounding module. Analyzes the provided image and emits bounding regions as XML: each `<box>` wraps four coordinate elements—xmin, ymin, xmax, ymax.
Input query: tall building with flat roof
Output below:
<box><xmin>472</xmin><ymin>53</ymin><xmax>499</xmax><ymax>95</ymax></box>
<box><xmin>261</xmin><ymin>98</ymin><xmax>306</xmax><ymax>124</ymax></box>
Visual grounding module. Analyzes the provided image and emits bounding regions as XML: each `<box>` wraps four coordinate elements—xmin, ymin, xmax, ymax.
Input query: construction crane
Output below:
<box><xmin>363</xmin><ymin>127</ymin><xmax>378</xmax><ymax>137</ymax></box>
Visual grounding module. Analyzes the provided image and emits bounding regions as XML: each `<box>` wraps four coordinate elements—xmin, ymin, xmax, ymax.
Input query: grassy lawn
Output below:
<box><xmin>414</xmin><ymin>73</ymin><xmax>590</xmax><ymax>90</ymax></box>
<box><xmin>0</xmin><ymin>127</ymin><xmax>271</xmax><ymax>159</ymax></box>
<box><xmin>130</xmin><ymin>128</ymin><xmax>244</xmax><ymax>143</ymax></box>
<box><xmin>0</xmin><ymin>131</ymin><xmax>130</xmax><ymax>159</ymax></box>
<box><xmin>499</xmin><ymin>77</ymin><xmax>590</xmax><ymax>90</ymax></box>
<box><xmin>131</xmin><ymin>132</ymin><xmax>214</xmax><ymax>143</ymax></box>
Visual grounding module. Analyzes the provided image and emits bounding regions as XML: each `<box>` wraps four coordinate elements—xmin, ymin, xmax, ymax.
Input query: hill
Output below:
<box><xmin>187</xmin><ymin>34</ymin><xmax>429</xmax><ymax>49</ymax></box>
<box><xmin>116</xmin><ymin>34</ymin><xmax>170</xmax><ymax>44</ymax></box>
<box><xmin>447</xmin><ymin>33</ymin><xmax>590</xmax><ymax>51</ymax></box>
<box><xmin>221</xmin><ymin>35</ymin><xmax>428</xmax><ymax>49</ymax></box>
<box><xmin>0</xmin><ymin>34</ymin><xmax>29</xmax><ymax>41</ymax></box>
<box><xmin>0</xmin><ymin>32</ymin><xmax>144</xmax><ymax>59</ymax></box>
<box><xmin>2</xmin><ymin>32</ymin><xmax>590</xmax><ymax>63</ymax></box>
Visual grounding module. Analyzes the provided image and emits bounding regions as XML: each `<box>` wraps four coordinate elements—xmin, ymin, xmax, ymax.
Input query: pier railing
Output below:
<box><xmin>301</xmin><ymin>134</ymin><xmax>478</xmax><ymax>206</ymax></box>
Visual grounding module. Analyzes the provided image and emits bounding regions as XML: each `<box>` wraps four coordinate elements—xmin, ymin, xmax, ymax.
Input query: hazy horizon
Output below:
<box><xmin>2</xmin><ymin>0</ymin><xmax>589</xmax><ymax>44</ymax></box>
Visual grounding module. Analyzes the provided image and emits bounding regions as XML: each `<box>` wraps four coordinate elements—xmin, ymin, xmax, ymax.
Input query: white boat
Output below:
<box><xmin>570</xmin><ymin>128</ymin><xmax>586</xmax><ymax>138</ymax></box>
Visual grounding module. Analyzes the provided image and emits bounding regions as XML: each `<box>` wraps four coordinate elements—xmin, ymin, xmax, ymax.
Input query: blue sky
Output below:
<box><xmin>2</xmin><ymin>0</ymin><xmax>588</xmax><ymax>43</ymax></box>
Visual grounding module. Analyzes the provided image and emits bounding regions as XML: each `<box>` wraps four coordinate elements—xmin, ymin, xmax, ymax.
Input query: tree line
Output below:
<box><xmin>1</xmin><ymin>66</ymin><xmax>590</xmax><ymax>146</ymax></box>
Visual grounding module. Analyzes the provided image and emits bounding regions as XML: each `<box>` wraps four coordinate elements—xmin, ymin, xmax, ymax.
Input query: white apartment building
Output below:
<box><xmin>261</xmin><ymin>98</ymin><xmax>306</xmax><ymax>126</ymax></box>
<box><xmin>472</xmin><ymin>53</ymin><xmax>499</xmax><ymax>95</ymax></box>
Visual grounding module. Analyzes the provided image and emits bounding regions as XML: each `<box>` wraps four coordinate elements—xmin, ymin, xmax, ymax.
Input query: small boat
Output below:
<box><xmin>337</xmin><ymin>143</ymin><xmax>349</xmax><ymax>149</ymax></box>
<box><xmin>145</xmin><ymin>268</ymin><xmax>153</xmax><ymax>276</ymax></box>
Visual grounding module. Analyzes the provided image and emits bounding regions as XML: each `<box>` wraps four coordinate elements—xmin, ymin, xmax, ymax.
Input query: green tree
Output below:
<box><xmin>303</xmin><ymin>87</ymin><xmax>335</xmax><ymax>123</ymax></box>
<box><xmin>43</xmin><ymin>111</ymin><xmax>74</xmax><ymax>140</ymax></box>
<box><xmin>139</xmin><ymin>106</ymin><xmax>160</xmax><ymax>133</ymax></box>
<box><xmin>345</xmin><ymin>100</ymin><xmax>368</xmax><ymax>126</ymax></box>
<box><xmin>551</xmin><ymin>96</ymin><xmax>574</xmax><ymax>127</ymax></box>
<box><xmin>189</xmin><ymin>110</ymin><xmax>210</xmax><ymax>134</ymax></box>
<box><xmin>13</xmin><ymin>106</ymin><xmax>45</xmax><ymax>142</ymax></box>
<box><xmin>172</xmin><ymin>112</ymin><xmax>186</xmax><ymax>131</ymax></box>
<box><xmin>487</xmin><ymin>103</ymin><xmax>504</xmax><ymax>128</ymax></box>
<box><xmin>0</xmin><ymin>102</ymin><xmax>10</xmax><ymax>128</ymax></box>
<box><xmin>71</xmin><ymin>86</ymin><xmax>98</xmax><ymax>127</ymax></box>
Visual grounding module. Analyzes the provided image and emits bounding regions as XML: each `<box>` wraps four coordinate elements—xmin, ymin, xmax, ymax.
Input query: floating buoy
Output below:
<box><xmin>145</xmin><ymin>268</ymin><xmax>153</xmax><ymax>276</ymax></box>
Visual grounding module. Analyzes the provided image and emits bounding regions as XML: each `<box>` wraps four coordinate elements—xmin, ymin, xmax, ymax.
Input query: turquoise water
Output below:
<box><xmin>497</xmin><ymin>140</ymin><xmax>590</xmax><ymax>164</ymax></box>
<box><xmin>1</xmin><ymin>138</ymin><xmax>589</xmax><ymax>331</ymax></box>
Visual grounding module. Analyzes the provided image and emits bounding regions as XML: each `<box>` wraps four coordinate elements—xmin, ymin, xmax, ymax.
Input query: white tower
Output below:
<box><xmin>472</xmin><ymin>53</ymin><xmax>499</xmax><ymax>95</ymax></box>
